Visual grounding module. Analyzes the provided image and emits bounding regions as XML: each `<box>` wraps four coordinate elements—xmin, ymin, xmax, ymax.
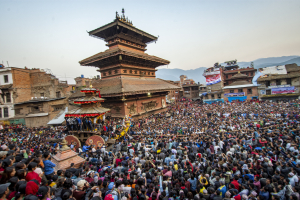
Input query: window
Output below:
<box><xmin>238</xmin><ymin>89</ymin><xmax>243</xmax><ymax>93</ymax></box>
<box><xmin>32</xmin><ymin>106</ymin><xmax>39</xmax><ymax>111</ymax></box>
<box><xmin>129</xmin><ymin>70</ymin><xmax>133</xmax><ymax>74</ymax></box>
<box><xmin>266</xmin><ymin>81</ymin><xmax>270</xmax><ymax>87</ymax></box>
<box><xmin>148</xmin><ymin>72</ymin><xmax>150</xmax><ymax>75</ymax></box>
<box><xmin>246</xmin><ymin>73</ymin><xmax>248</xmax><ymax>76</ymax></box>
<box><xmin>40</xmin><ymin>93</ymin><xmax>44</xmax><ymax>97</ymax></box>
<box><xmin>114</xmin><ymin>69</ymin><xmax>118</xmax><ymax>74</ymax></box>
<box><xmin>217</xmin><ymin>94</ymin><xmax>221</xmax><ymax>99</ymax></box>
<box><xmin>247</xmin><ymin>89</ymin><xmax>252</xmax><ymax>94</ymax></box>
<box><xmin>276</xmin><ymin>80</ymin><xmax>281</xmax><ymax>86</ymax></box>
<box><xmin>15</xmin><ymin>108</ymin><xmax>21</xmax><ymax>115</ymax></box>
<box><xmin>266</xmin><ymin>89</ymin><xmax>271</xmax><ymax>95</ymax></box>
<box><xmin>108</xmin><ymin>71</ymin><xmax>112</xmax><ymax>75</ymax></box>
<box><xmin>56</xmin><ymin>91</ymin><xmax>61</xmax><ymax>98</ymax></box>
<box><xmin>4</xmin><ymin>107</ymin><xmax>8</xmax><ymax>118</ymax></box>
<box><xmin>103</xmin><ymin>72</ymin><xmax>106</xmax><ymax>76</ymax></box>
<box><xmin>4</xmin><ymin>75</ymin><xmax>8</xmax><ymax>83</ymax></box>
<box><xmin>251</xmin><ymin>72</ymin><xmax>253</xmax><ymax>76</ymax></box>
<box><xmin>226</xmin><ymin>75</ymin><xmax>228</xmax><ymax>79</ymax></box>
<box><xmin>286</xmin><ymin>78</ymin><xmax>292</xmax><ymax>85</ymax></box>
<box><xmin>230</xmin><ymin>90</ymin><xmax>234</xmax><ymax>93</ymax></box>
<box><xmin>123</xmin><ymin>70</ymin><xmax>127</xmax><ymax>73</ymax></box>
<box><xmin>6</xmin><ymin>93</ymin><xmax>11</xmax><ymax>103</ymax></box>
<box><xmin>134</xmin><ymin>70</ymin><xmax>137</xmax><ymax>74</ymax></box>
<box><xmin>0</xmin><ymin>108</ymin><xmax>2</xmax><ymax>118</ymax></box>
<box><xmin>152</xmin><ymin>73</ymin><xmax>154</xmax><ymax>75</ymax></box>
<box><xmin>211</xmin><ymin>94</ymin><xmax>215</xmax><ymax>99</ymax></box>
<box><xmin>54</xmin><ymin>106</ymin><xmax>63</xmax><ymax>111</ymax></box>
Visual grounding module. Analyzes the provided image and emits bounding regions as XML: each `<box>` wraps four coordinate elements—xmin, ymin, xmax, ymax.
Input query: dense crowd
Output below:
<box><xmin>0</xmin><ymin>99</ymin><xmax>300</xmax><ymax>200</ymax></box>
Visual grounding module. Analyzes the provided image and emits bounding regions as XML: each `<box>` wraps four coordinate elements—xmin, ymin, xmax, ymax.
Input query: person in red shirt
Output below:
<box><xmin>25</xmin><ymin>162</ymin><xmax>41</xmax><ymax>184</ymax></box>
<box><xmin>231</xmin><ymin>175</ymin><xmax>240</xmax><ymax>191</ymax></box>
<box><xmin>115</xmin><ymin>157</ymin><xmax>123</xmax><ymax>167</ymax></box>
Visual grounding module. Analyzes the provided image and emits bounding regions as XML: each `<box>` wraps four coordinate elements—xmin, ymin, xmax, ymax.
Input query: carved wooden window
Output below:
<box><xmin>152</xmin><ymin>73</ymin><xmax>154</xmax><ymax>75</ymax></box>
<box><xmin>108</xmin><ymin>71</ymin><xmax>112</xmax><ymax>75</ymax></box>
<box><xmin>148</xmin><ymin>72</ymin><xmax>150</xmax><ymax>75</ymax></box>
<box><xmin>123</xmin><ymin>70</ymin><xmax>127</xmax><ymax>73</ymax></box>
<box><xmin>134</xmin><ymin>70</ymin><xmax>137</xmax><ymax>74</ymax></box>
<box><xmin>114</xmin><ymin>70</ymin><xmax>118</xmax><ymax>74</ymax></box>
<box><xmin>129</xmin><ymin>70</ymin><xmax>133</xmax><ymax>74</ymax></box>
<box><xmin>103</xmin><ymin>72</ymin><xmax>106</xmax><ymax>76</ymax></box>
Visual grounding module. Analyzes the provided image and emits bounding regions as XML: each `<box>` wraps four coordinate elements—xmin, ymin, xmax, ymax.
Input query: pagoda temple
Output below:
<box><xmin>79</xmin><ymin>9</ymin><xmax>180</xmax><ymax>118</ymax></box>
<box><xmin>66</xmin><ymin>86</ymin><xmax>110</xmax><ymax>118</ymax></box>
<box><xmin>65</xmin><ymin>86</ymin><xmax>110</xmax><ymax>140</ymax></box>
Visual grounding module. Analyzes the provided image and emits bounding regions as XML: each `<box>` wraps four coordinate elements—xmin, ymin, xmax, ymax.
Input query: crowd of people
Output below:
<box><xmin>0</xmin><ymin>99</ymin><xmax>300</xmax><ymax>200</ymax></box>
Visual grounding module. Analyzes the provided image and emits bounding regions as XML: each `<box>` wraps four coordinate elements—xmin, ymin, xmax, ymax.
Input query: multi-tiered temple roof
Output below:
<box><xmin>66</xmin><ymin>87</ymin><xmax>110</xmax><ymax>117</ymax></box>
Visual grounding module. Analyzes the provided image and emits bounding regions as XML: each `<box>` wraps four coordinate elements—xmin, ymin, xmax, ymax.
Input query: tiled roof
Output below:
<box><xmin>227</xmin><ymin>80</ymin><xmax>251</xmax><ymax>86</ymax></box>
<box><xmin>229</xmin><ymin>73</ymin><xmax>248</xmax><ymax>80</ymax></box>
<box><xmin>92</xmin><ymin>77</ymin><xmax>181</xmax><ymax>97</ymax></box>
<box><xmin>74</xmin><ymin>96</ymin><xmax>105</xmax><ymax>102</ymax></box>
<box><xmin>67</xmin><ymin>106</ymin><xmax>110</xmax><ymax>115</ymax></box>
<box><xmin>79</xmin><ymin>46</ymin><xmax>170</xmax><ymax>66</ymax></box>
<box><xmin>14</xmin><ymin>97</ymin><xmax>66</xmax><ymax>105</ymax></box>
<box><xmin>257</xmin><ymin>72</ymin><xmax>300</xmax><ymax>81</ymax></box>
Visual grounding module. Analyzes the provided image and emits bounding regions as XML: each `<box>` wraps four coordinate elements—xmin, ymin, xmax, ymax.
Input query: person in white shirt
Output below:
<box><xmin>288</xmin><ymin>172</ymin><xmax>299</xmax><ymax>187</ymax></box>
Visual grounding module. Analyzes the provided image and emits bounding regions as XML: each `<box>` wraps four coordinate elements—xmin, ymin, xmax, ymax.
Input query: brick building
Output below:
<box><xmin>0</xmin><ymin>66</ymin><xmax>71</xmax><ymax>125</ymax></box>
<box><xmin>257</xmin><ymin>63</ymin><xmax>300</xmax><ymax>101</ymax></box>
<box><xmin>223</xmin><ymin>72</ymin><xmax>259</xmax><ymax>102</ymax></box>
<box><xmin>14</xmin><ymin>97</ymin><xmax>67</xmax><ymax>127</ymax></box>
<box><xmin>202</xmin><ymin>61</ymin><xmax>257</xmax><ymax>103</ymax></box>
<box><xmin>74</xmin><ymin>76</ymin><xmax>94</xmax><ymax>89</ymax></box>
<box><xmin>182</xmin><ymin>84</ymin><xmax>200</xmax><ymax>100</ymax></box>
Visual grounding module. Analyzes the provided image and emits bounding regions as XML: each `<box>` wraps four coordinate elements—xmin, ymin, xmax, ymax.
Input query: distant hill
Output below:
<box><xmin>156</xmin><ymin>56</ymin><xmax>300</xmax><ymax>83</ymax></box>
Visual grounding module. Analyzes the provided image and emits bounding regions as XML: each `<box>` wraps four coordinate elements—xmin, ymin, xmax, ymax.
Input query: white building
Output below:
<box><xmin>0</xmin><ymin>66</ymin><xmax>14</xmax><ymax>121</ymax></box>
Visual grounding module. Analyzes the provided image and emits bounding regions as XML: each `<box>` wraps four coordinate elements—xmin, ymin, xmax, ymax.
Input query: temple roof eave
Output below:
<box><xmin>79</xmin><ymin>48</ymin><xmax>170</xmax><ymax>67</ymax></box>
<box><xmin>88</xmin><ymin>20</ymin><xmax>157</xmax><ymax>44</ymax></box>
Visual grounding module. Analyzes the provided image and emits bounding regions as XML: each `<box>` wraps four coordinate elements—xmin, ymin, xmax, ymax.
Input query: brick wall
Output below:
<box><xmin>11</xmin><ymin>68</ymin><xmax>31</xmax><ymax>103</ymax></box>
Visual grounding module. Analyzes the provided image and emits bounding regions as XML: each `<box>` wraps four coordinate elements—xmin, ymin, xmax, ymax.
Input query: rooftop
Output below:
<box><xmin>79</xmin><ymin>46</ymin><xmax>170</xmax><ymax>67</ymax></box>
<box><xmin>223</xmin><ymin>67</ymin><xmax>256</xmax><ymax>74</ymax></box>
<box><xmin>91</xmin><ymin>76</ymin><xmax>181</xmax><ymax>97</ymax></box>
<box><xmin>14</xmin><ymin>97</ymin><xmax>66</xmax><ymax>105</ymax></box>
<box><xmin>229</xmin><ymin>72</ymin><xmax>248</xmax><ymax>79</ymax></box>
<box><xmin>88</xmin><ymin>11</ymin><xmax>157</xmax><ymax>44</ymax></box>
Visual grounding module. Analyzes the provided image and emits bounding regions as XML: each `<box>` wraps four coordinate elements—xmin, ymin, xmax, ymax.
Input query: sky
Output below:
<box><xmin>1</xmin><ymin>0</ymin><xmax>300</xmax><ymax>84</ymax></box>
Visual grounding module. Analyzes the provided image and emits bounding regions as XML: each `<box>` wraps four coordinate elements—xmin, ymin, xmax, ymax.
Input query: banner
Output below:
<box><xmin>271</xmin><ymin>86</ymin><xmax>295</xmax><ymax>94</ymax></box>
<box><xmin>206</xmin><ymin>73</ymin><xmax>221</xmax><ymax>85</ymax></box>
<box><xmin>224</xmin><ymin>92</ymin><xmax>245</xmax><ymax>97</ymax></box>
